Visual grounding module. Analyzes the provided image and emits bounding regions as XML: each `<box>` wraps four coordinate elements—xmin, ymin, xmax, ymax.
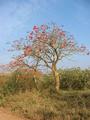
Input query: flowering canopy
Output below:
<box><xmin>0</xmin><ymin>24</ymin><xmax>89</xmax><ymax>91</ymax></box>
<box><xmin>8</xmin><ymin>24</ymin><xmax>89</xmax><ymax>71</ymax></box>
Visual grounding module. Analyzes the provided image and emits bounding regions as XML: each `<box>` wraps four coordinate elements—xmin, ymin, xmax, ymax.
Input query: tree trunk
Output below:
<box><xmin>33</xmin><ymin>69</ymin><xmax>38</xmax><ymax>90</ymax></box>
<box><xmin>52</xmin><ymin>63</ymin><xmax>60</xmax><ymax>92</ymax></box>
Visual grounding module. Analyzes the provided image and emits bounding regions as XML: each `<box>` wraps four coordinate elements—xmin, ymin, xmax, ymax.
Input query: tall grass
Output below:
<box><xmin>60</xmin><ymin>68</ymin><xmax>90</xmax><ymax>90</ymax></box>
<box><xmin>0</xmin><ymin>68</ymin><xmax>90</xmax><ymax>95</ymax></box>
<box><xmin>0</xmin><ymin>68</ymin><xmax>90</xmax><ymax>120</ymax></box>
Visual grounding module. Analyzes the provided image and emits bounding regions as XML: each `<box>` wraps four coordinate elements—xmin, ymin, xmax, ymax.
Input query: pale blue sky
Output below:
<box><xmin>0</xmin><ymin>0</ymin><xmax>90</xmax><ymax>68</ymax></box>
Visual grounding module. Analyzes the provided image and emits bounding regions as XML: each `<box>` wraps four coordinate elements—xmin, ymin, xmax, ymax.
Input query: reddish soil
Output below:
<box><xmin>0</xmin><ymin>108</ymin><xmax>27</xmax><ymax>120</ymax></box>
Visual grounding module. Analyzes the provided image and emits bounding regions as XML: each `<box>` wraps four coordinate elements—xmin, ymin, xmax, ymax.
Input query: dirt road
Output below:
<box><xmin>0</xmin><ymin>108</ymin><xmax>26</xmax><ymax>120</ymax></box>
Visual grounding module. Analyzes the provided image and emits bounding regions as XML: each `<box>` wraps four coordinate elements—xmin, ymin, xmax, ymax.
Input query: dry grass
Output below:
<box><xmin>0</xmin><ymin>90</ymin><xmax>90</xmax><ymax>120</ymax></box>
<box><xmin>0</xmin><ymin>69</ymin><xmax>90</xmax><ymax>120</ymax></box>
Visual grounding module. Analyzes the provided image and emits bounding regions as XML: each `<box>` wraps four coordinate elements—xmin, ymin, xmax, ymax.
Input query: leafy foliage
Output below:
<box><xmin>60</xmin><ymin>68</ymin><xmax>90</xmax><ymax>90</ymax></box>
<box><xmin>0</xmin><ymin>68</ymin><xmax>90</xmax><ymax>96</ymax></box>
<box><xmin>0</xmin><ymin>69</ymin><xmax>42</xmax><ymax>96</ymax></box>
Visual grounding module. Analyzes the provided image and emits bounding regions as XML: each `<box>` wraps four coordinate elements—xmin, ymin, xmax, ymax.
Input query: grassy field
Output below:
<box><xmin>0</xmin><ymin>90</ymin><xmax>90</xmax><ymax>120</ymax></box>
<box><xmin>0</xmin><ymin>69</ymin><xmax>90</xmax><ymax>120</ymax></box>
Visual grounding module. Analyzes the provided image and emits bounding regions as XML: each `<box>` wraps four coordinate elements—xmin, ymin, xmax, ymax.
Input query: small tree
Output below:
<box><xmin>8</xmin><ymin>24</ymin><xmax>90</xmax><ymax>92</ymax></box>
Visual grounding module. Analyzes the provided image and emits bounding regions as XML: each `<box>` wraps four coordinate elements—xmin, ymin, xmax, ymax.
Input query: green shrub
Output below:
<box><xmin>60</xmin><ymin>68</ymin><xmax>90</xmax><ymax>90</ymax></box>
<box><xmin>40</xmin><ymin>68</ymin><xmax>90</xmax><ymax>90</ymax></box>
<box><xmin>1</xmin><ymin>69</ymin><xmax>37</xmax><ymax>96</ymax></box>
<box><xmin>0</xmin><ymin>68</ymin><xmax>90</xmax><ymax>96</ymax></box>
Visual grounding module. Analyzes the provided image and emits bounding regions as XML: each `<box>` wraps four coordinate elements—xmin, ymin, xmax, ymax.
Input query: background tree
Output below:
<box><xmin>8</xmin><ymin>24</ymin><xmax>90</xmax><ymax>92</ymax></box>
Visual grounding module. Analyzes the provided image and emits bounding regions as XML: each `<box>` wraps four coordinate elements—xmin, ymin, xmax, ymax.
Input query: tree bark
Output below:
<box><xmin>33</xmin><ymin>69</ymin><xmax>38</xmax><ymax>90</ymax></box>
<box><xmin>52</xmin><ymin>63</ymin><xmax>60</xmax><ymax>92</ymax></box>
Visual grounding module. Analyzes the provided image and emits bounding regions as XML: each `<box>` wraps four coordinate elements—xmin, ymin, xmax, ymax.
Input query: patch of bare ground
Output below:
<box><xmin>0</xmin><ymin>107</ymin><xmax>27</xmax><ymax>120</ymax></box>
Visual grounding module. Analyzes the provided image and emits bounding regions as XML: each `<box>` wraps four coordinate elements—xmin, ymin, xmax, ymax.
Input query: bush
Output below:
<box><xmin>0</xmin><ymin>73</ymin><xmax>11</xmax><ymax>87</ymax></box>
<box><xmin>40</xmin><ymin>68</ymin><xmax>90</xmax><ymax>90</ymax></box>
<box><xmin>0</xmin><ymin>68</ymin><xmax>90</xmax><ymax>96</ymax></box>
<box><xmin>60</xmin><ymin>68</ymin><xmax>90</xmax><ymax>90</ymax></box>
<box><xmin>1</xmin><ymin>69</ymin><xmax>37</xmax><ymax>96</ymax></box>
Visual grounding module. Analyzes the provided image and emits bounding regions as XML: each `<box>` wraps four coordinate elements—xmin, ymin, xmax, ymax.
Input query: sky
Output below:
<box><xmin>0</xmin><ymin>0</ymin><xmax>90</xmax><ymax>69</ymax></box>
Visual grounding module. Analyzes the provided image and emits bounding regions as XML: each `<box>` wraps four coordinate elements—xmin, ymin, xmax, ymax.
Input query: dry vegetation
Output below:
<box><xmin>0</xmin><ymin>68</ymin><xmax>90</xmax><ymax>120</ymax></box>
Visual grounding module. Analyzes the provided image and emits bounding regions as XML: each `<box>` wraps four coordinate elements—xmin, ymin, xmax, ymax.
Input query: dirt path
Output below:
<box><xmin>0</xmin><ymin>108</ymin><xmax>27</xmax><ymax>120</ymax></box>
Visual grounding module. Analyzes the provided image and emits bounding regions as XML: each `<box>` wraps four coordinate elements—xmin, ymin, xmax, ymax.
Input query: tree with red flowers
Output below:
<box><xmin>8</xmin><ymin>24</ymin><xmax>90</xmax><ymax>92</ymax></box>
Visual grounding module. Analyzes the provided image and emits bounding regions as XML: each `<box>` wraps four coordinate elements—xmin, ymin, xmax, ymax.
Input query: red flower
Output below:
<box><xmin>33</xmin><ymin>25</ymin><xmax>39</xmax><ymax>33</ymax></box>
<box><xmin>29</xmin><ymin>35</ymin><xmax>33</xmax><ymax>40</ymax></box>
<box><xmin>29</xmin><ymin>31</ymin><xmax>34</xmax><ymax>40</ymax></box>
<box><xmin>24</xmin><ymin>46</ymin><xmax>32</xmax><ymax>56</ymax></box>
<box><xmin>41</xmin><ymin>25</ymin><xmax>47</xmax><ymax>32</ymax></box>
<box><xmin>59</xmin><ymin>31</ymin><xmax>65</xmax><ymax>37</ymax></box>
<box><xmin>30</xmin><ymin>31</ymin><xmax>33</xmax><ymax>35</ymax></box>
<box><xmin>61</xmin><ymin>41</ymin><xmax>67</xmax><ymax>48</ymax></box>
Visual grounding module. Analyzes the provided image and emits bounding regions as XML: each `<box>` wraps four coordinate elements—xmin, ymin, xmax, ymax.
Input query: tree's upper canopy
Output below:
<box><xmin>1</xmin><ymin>24</ymin><xmax>89</xmax><ymax>71</ymax></box>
